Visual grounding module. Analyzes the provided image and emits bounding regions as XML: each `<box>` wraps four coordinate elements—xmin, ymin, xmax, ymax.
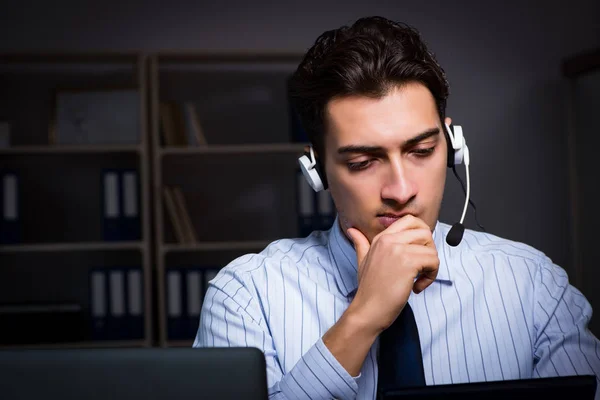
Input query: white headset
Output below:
<box><xmin>298</xmin><ymin>146</ymin><xmax>326</xmax><ymax>192</ymax></box>
<box><xmin>297</xmin><ymin>123</ymin><xmax>471</xmax><ymax>246</ymax></box>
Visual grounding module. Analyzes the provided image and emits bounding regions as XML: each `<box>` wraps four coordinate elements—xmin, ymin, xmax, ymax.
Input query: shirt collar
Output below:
<box><xmin>327</xmin><ymin>216</ymin><xmax>452</xmax><ymax>298</ymax></box>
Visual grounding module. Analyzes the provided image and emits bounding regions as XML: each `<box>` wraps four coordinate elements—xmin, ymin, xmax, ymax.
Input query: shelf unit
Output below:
<box><xmin>0</xmin><ymin>340</ymin><xmax>147</xmax><ymax>350</ymax></box>
<box><xmin>0</xmin><ymin>53</ymin><xmax>153</xmax><ymax>348</ymax></box>
<box><xmin>0</xmin><ymin>144</ymin><xmax>142</xmax><ymax>154</ymax></box>
<box><xmin>149</xmin><ymin>52</ymin><xmax>306</xmax><ymax>347</ymax></box>
<box><xmin>0</xmin><ymin>241</ymin><xmax>144</xmax><ymax>253</ymax></box>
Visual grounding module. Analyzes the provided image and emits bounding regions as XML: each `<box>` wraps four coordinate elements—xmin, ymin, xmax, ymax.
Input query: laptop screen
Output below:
<box><xmin>0</xmin><ymin>347</ymin><xmax>268</xmax><ymax>400</ymax></box>
<box><xmin>380</xmin><ymin>375</ymin><xmax>597</xmax><ymax>400</ymax></box>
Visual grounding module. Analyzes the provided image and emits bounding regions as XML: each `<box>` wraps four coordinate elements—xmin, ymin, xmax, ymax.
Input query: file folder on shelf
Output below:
<box><xmin>166</xmin><ymin>266</ymin><xmax>221</xmax><ymax>340</ymax></box>
<box><xmin>1</xmin><ymin>170</ymin><xmax>20</xmax><ymax>244</ymax></box>
<box><xmin>101</xmin><ymin>169</ymin><xmax>141</xmax><ymax>241</ymax></box>
<box><xmin>120</xmin><ymin>169</ymin><xmax>141</xmax><ymax>240</ymax></box>
<box><xmin>89</xmin><ymin>266</ymin><xmax>144</xmax><ymax>341</ymax></box>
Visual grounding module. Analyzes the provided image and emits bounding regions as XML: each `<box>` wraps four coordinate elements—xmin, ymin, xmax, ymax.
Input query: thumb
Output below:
<box><xmin>346</xmin><ymin>227</ymin><xmax>370</xmax><ymax>267</ymax></box>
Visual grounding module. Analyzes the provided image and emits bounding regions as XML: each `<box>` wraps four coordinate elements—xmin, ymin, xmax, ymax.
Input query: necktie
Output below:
<box><xmin>377</xmin><ymin>303</ymin><xmax>426</xmax><ymax>395</ymax></box>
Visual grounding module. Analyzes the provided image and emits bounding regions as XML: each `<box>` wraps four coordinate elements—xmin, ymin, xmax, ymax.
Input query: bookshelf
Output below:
<box><xmin>0</xmin><ymin>241</ymin><xmax>144</xmax><ymax>253</ymax></box>
<box><xmin>148</xmin><ymin>52</ymin><xmax>308</xmax><ymax>347</ymax></box>
<box><xmin>0</xmin><ymin>144</ymin><xmax>142</xmax><ymax>154</ymax></box>
<box><xmin>0</xmin><ymin>53</ymin><xmax>153</xmax><ymax>348</ymax></box>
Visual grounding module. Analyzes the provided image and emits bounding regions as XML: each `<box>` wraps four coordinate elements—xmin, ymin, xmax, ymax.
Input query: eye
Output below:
<box><xmin>347</xmin><ymin>159</ymin><xmax>373</xmax><ymax>171</ymax></box>
<box><xmin>411</xmin><ymin>147</ymin><xmax>435</xmax><ymax>157</ymax></box>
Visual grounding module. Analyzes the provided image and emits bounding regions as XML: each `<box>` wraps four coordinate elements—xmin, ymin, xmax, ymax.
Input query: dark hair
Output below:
<box><xmin>288</xmin><ymin>16</ymin><xmax>449</xmax><ymax>159</ymax></box>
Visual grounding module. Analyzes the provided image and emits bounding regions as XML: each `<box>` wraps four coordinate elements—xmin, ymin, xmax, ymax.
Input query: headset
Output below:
<box><xmin>298</xmin><ymin>123</ymin><xmax>472</xmax><ymax>247</ymax></box>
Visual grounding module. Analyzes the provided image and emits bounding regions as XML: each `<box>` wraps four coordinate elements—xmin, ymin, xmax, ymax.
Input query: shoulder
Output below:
<box><xmin>208</xmin><ymin>230</ymin><xmax>331</xmax><ymax>297</ymax></box>
<box><xmin>460</xmin><ymin>227</ymin><xmax>549</xmax><ymax>263</ymax></box>
<box><xmin>440</xmin><ymin>222</ymin><xmax>565</xmax><ymax>282</ymax></box>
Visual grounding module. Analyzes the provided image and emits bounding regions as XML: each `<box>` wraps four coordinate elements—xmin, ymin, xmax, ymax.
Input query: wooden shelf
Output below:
<box><xmin>163</xmin><ymin>240</ymin><xmax>272</xmax><ymax>253</ymax></box>
<box><xmin>159</xmin><ymin>143</ymin><xmax>307</xmax><ymax>156</ymax></box>
<box><xmin>0</xmin><ymin>241</ymin><xmax>144</xmax><ymax>253</ymax></box>
<box><xmin>156</xmin><ymin>51</ymin><xmax>303</xmax><ymax>64</ymax></box>
<box><xmin>0</xmin><ymin>145</ymin><xmax>142</xmax><ymax>155</ymax></box>
<box><xmin>0</xmin><ymin>53</ymin><xmax>140</xmax><ymax>64</ymax></box>
<box><xmin>166</xmin><ymin>340</ymin><xmax>194</xmax><ymax>348</ymax></box>
<box><xmin>0</xmin><ymin>339</ymin><xmax>149</xmax><ymax>350</ymax></box>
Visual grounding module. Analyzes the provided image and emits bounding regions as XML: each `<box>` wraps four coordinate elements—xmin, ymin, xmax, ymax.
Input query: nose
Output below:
<box><xmin>380</xmin><ymin>158</ymin><xmax>418</xmax><ymax>206</ymax></box>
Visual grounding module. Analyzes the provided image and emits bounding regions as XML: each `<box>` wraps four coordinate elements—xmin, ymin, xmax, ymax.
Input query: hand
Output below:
<box><xmin>346</xmin><ymin>215</ymin><xmax>440</xmax><ymax>334</ymax></box>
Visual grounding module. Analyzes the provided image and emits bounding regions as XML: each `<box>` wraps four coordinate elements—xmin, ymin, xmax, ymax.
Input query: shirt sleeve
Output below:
<box><xmin>532</xmin><ymin>259</ymin><xmax>600</xmax><ymax>399</ymax></box>
<box><xmin>193</xmin><ymin>266</ymin><xmax>360</xmax><ymax>400</ymax></box>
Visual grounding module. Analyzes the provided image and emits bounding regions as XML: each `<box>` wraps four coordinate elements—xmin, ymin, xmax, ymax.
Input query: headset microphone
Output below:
<box><xmin>444</xmin><ymin>124</ymin><xmax>471</xmax><ymax>247</ymax></box>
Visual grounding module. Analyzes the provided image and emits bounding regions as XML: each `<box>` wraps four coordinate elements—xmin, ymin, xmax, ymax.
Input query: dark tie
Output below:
<box><xmin>377</xmin><ymin>303</ymin><xmax>426</xmax><ymax>396</ymax></box>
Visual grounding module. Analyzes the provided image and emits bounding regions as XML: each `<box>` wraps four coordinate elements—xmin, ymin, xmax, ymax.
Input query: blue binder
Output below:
<box><xmin>0</xmin><ymin>170</ymin><xmax>21</xmax><ymax>244</ymax></box>
<box><xmin>101</xmin><ymin>169</ymin><xmax>122</xmax><ymax>241</ymax></box>
<box><xmin>89</xmin><ymin>267</ymin><xmax>110</xmax><ymax>340</ymax></box>
<box><xmin>167</xmin><ymin>266</ymin><xmax>217</xmax><ymax>340</ymax></box>
<box><xmin>101</xmin><ymin>169</ymin><xmax>141</xmax><ymax>241</ymax></box>
<box><xmin>119</xmin><ymin>266</ymin><xmax>144</xmax><ymax>339</ymax></box>
<box><xmin>120</xmin><ymin>169</ymin><xmax>141</xmax><ymax>241</ymax></box>
<box><xmin>89</xmin><ymin>266</ymin><xmax>144</xmax><ymax>341</ymax></box>
<box><xmin>185</xmin><ymin>268</ymin><xmax>203</xmax><ymax>339</ymax></box>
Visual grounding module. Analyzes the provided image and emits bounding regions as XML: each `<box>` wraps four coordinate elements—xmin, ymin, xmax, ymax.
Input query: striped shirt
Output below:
<box><xmin>194</xmin><ymin>217</ymin><xmax>600</xmax><ymax>399</ymax></box>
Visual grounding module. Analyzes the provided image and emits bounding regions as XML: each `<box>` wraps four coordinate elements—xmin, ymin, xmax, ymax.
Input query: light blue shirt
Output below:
<box><xmin>194</xmin><ymin>217</ymin><xmax>600</xmax><ymax>399</ymax></box>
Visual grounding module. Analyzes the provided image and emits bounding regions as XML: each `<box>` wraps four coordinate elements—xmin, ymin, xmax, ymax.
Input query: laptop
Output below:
<box><xmin>0</xmin><ymin>347</ymin><xmax>268</xmax><ymax>400</ymax></box>
<box><xmin>380</xmin><ymin>375</ymin><xmax>597</xmax><ymax>399</ymax></box>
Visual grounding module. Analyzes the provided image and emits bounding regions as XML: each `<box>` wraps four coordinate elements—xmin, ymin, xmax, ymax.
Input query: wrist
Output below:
<box><xmin>322</xmin><ymin>301</ymin><xmax>380</xmax><ymax>377</ymax></box>
<box><xmin>340</xmin><ymin>301</ymin><xmax>383</xmax><ymax>341</ymax></box>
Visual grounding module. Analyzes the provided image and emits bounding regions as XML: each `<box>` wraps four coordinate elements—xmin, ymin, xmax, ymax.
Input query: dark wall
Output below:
<box><xmin>1</xmin><ymin>0</ymin><xmax>599</xmax><ymax>278</ymax></box>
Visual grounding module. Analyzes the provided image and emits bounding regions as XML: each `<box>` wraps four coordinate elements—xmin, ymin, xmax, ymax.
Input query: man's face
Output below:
<box><xmin>323</xmin><ymin>81</ymin><xmax>448</xmax><ymax>243</ymax></box>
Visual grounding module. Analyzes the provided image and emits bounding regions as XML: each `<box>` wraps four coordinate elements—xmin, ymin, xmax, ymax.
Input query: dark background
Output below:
<box><xmin>0</xmin><ymin>0</ymin><xmax>598</xmax><ymax>345</ymax></box>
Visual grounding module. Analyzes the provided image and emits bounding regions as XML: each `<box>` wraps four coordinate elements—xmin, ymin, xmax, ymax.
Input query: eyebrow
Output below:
<box><xmin>336</xmin><ymin>127</ymin><xmax>441</xmax><ymax>155</ymax></box>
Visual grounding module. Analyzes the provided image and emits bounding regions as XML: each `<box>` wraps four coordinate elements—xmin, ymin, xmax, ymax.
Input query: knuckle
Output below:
<box><xmin>377</xmin><ymin>233</ymin><xmax>392</xmax><ymax>246</ymax></box>
<box><xmin>405</xmin><ymin>214</ymin><xmax>417</xmax><ymax>224</ymax></box>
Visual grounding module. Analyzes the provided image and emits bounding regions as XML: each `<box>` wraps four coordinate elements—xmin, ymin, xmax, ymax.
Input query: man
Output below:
<box><xmin>194</xmin><ymin>16</ymin><xmax>600</xmax><ymax>399</ymax></box>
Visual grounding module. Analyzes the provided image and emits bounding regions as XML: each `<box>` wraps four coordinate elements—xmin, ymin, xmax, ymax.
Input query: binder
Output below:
<box><xmin>166</xmin><ymin>267</ymin><xmax>214</xmax><ymax>340</ymax></box>
<box><xmin>89</xmin><ymin>266</ymin><xmax>144</xmax><ymax>340</ymax></box>
<box><xmin>120</xmin><ymin>169</ymin><xmax>141</xmax><ymax>240</ymax></box>
<box><xmin>89</xmin><ymin>268</ymin><xmax>109</xmax><ymax>340</ymax></box>
<box><xmin>101</xmin><ymin>169</ymin><xmax>121</xmax><ymax>241</ymax></box>
<box><xmin>166</xmin><ymin>268</ymin><xmax>185</xmax><ymax>340</ymax></box>
<box><xmin>1</xmin><ymin>171</ymin><xmax>20</xmax><ymax>244</ymax></box>
<box><xmin>102</xmin><ymin>169</ymin><xmax>141</xmax><ymax>241</ymax></box>
<box><xmin>107</xmin><ymin>268</ymin><xmax>126</xmax><ymax>339</ymax></box>
<box><xmin>186</xmin><ymin>269</ymin><xmax>203</xmax><ymax>338</ymax></box>
<box><xmin>125</xmin><ymin>267</ymin><xmax>144</xmax><ymax>339</ymax></box>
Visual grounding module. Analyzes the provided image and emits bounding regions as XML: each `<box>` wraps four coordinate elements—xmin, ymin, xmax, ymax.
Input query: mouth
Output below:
<box><xmin>376</xmin><ymin>213</ymin><xmax>412</xmax><ymax>228</ymax></box>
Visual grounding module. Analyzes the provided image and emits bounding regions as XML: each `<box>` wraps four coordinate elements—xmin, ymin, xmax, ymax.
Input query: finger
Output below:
<box><xmin>405</xmin><ymin>248</ymin><xmax>439</xmax><ymax>293</ymax></box>
<box><xmin>378</xmin><ymin>214</ymin><xmax>431</xmax><ymax>237</ymax></box>
<box><xmin>347</xmin><ymin>227</ymin><xmax>370</xmax><ymax>267</ymax></box>
<box><xmin>393</xmin><ymin>245</ymin><xmax>438</xmax><ymax>291</ymax></box>
<box><xmin>413</xmin><ymin>266</ymin><xmax>438</xmax><ymax>294</ymax></box>
<box><xmin>380</xmin><ymin>228</ymin><xmax>434</xmax><ymax>248</ymax></box>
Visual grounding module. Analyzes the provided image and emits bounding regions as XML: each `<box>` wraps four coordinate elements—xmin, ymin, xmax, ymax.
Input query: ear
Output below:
<box><xmin>444</xmin><ymin>116</ymin><xmax>452</xmax><ymax>126</ymax></box>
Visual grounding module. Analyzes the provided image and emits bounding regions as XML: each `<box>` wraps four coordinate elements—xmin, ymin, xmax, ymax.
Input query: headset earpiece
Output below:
<box><xmin>298</xmin><ymin>146</ymin><xmax>327</xmax><ymax>192</ymax></box>
<box><xmin>445</xmin><ymin>123</ymin><xmax>467</xmax><ymax>167</ymax></box>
